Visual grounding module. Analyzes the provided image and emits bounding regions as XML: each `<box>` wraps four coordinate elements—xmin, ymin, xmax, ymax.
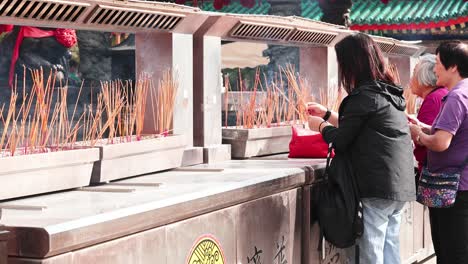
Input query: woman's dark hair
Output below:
<box><xmin>335</xmin><ymin>33</ymin><xmax>396</xmax><ymax>94</ymax></box>
<box><xmin>436</xmin><ymin>40</ymin><xmax>468</xmax><ymax>78</ymax></box>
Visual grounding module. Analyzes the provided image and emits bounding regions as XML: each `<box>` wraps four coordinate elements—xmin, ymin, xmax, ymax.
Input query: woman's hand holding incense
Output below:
<box><xmin>306</xmin><ymin>102</ymin><xmax>327</xmax><ymax>117</ymax></box>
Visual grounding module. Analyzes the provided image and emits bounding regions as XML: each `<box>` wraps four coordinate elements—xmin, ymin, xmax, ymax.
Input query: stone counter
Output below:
<box><xmin>1</xmin><ymin>158</ymin><xmax>325</xmax><ymax>263</ymax></box>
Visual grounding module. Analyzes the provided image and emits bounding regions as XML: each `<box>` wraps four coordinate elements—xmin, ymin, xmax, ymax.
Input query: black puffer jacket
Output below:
<box><xmin>322</xmin><ymin>80</ymin><xmax>416</xmax><ymax>201</ymax></box>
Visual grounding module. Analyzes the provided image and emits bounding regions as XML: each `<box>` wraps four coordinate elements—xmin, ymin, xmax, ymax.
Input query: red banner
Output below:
<box><xmin>7</xmin><ymin>26</ymin><xmax>77</xmax><ymax>87</ymax></box>
<box><xmin>9</xmin><ymin>27</ymin><xmax>54</xmax><ymax>87</ymax></box>
<box><xmin>350</xmin><ymin>16</ymin><xmax>468</xmax><ymax>31</ymax></box>
<box><xmin>0</xmin><ymin>24</ymin><xmax>13</xmax><ymax>34</ymax></box>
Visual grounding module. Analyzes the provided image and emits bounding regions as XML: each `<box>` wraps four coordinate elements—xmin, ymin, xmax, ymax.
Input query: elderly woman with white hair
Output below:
<box><xmin>409</xmin><ymin>54</ymin><xmax>448</xmax><ymax>172</ymax></box>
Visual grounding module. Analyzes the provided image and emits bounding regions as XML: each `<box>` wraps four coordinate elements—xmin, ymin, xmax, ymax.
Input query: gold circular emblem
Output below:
<box><xmin>187</xmin><ymin>235</ymin><xmax>225</xmax><ymax>264</ymax></box>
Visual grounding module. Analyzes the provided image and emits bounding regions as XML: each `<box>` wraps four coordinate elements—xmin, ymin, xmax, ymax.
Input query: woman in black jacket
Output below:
<box><xmin>307</xmin><ymin>33</ymin><xmax>416</xmax><ymax>264</ymax></box>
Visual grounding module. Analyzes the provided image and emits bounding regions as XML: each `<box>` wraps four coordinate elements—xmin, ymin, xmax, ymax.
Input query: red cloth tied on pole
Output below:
<box><xmin>54</xmin><ymin>28</ymin><xmax>78</xmax><ymax>48</ymax></box>
<box><xmin>0</xmin><ymin>24</ymin><xmax>13</xmax><ymax>34</ymax></box>
<box><xmin>8</xmin><ymin>26</ymin><xmax>77</xmax><ymax>87</ymax></box>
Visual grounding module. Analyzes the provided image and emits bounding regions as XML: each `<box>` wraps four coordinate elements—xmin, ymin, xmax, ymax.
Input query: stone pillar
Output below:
<box><xmin>299</xmin><ymin>47</ymin><xmax>339</xmax><ymax>100</ymax></box>
<box><xmin>193</xmin><ymin>35</ymin><xmax>222</xmax><ymax>147</ymax></box>
<box><xmin>172</xmin><ymin>34</ymin><xmax>194</xmax><ymax>147</ymax></box>
<box><xmin>135</xmin><ymin>32</ymin><xmax>193</xmax><ymax>146</ymax></box>
<box><xmin>136</xmin><ymin>32</ymin><xmax>203</xmax><ymax>165</ymax></box>
<box><xmin>193</xmin><ymin>18</ymin><xmax>231</xmax><ymax>163</ymax></box>
<box><xmin>388</xmin><ymin>55</ymin><xmax>418</xmax><ymax>89</ymax></box>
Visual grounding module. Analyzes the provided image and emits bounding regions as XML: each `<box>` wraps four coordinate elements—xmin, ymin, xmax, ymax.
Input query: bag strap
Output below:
<box><xmin>325</xmin><ymin>142</ymin><xmax>333</xmax><ymax>172</ymax></box>
<box><xmin>324</xmin><ymin>143</ymin><xmax>364</xmax><ymax>238</ymax></box>
<box><xmin>324</xmin><ymin>143</ymin><xmax>361</xmax><ymax>197</ymax></box>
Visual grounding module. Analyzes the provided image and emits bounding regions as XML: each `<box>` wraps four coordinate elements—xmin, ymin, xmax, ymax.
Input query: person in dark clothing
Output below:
<box><xmin>306</xmin><ymin>33</ymin><xmax>416</xmax><ymax>264</ymax></box>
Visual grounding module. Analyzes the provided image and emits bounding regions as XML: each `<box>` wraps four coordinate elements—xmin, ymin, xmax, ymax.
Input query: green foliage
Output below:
<box><xmin>0</xmin><ymin>33</ymin><xmax>7</xmax><ymax>43</ymax></box>
<box><xmin>70</xmin><ymin>44</ymin><xmax>80</xmax><ymax>65</ymax></box>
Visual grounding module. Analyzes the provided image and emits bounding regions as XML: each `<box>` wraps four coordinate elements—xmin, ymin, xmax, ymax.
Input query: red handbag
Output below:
<box><xmin>288</xmin><ymin>125</ymin><xmax>333</xmax><ymax>158</ymax></box>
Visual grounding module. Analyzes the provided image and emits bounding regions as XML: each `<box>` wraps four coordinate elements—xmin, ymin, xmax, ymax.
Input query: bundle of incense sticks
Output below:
<box><xmin>389</xmin><ymin>62</ymin><xmax>418</xmax><ymax>114</ymax></box>
<box><xmin>156</xmin><ymin>70</ymin><xmax>178</xmax><ymax>136</ymax></box>
<box><xmin>228</xmin><ymin>65</ymin><xmax>310</xmax><ymax>129</ymax></box>
<box><xmin>1</xmin><ymin>68</ymin><xmax>179</xmax><ymax>156</ymax></box>
<box><xmin>0</xmin><ymin>68</ymin><xmax>85</xmax><ymax>157</ymax></box>
<box><xmin>318</xmin><ymin>85</ymin><xmax>346</xmax><ymax>113</ymax></box>
<box><xmin>85</xmin><ymin>70</ymin><xmax>178</xmax><ymax>146</ymax></box>
<box><xmin>388</xmin><ymin>63</ymin><xmax>402</xmax><ymax>86</ymax></box>
<box><xmin>403</xmin><ymin>88</ymin><xmax>418</xmax><ymax>115</ymax></box>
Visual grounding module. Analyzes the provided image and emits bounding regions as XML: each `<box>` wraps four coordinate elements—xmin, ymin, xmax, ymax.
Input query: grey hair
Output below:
<box><xmin>415</xmin><ymin>54</ymin><xmax>437</xmax><ymax>87</ymax></box>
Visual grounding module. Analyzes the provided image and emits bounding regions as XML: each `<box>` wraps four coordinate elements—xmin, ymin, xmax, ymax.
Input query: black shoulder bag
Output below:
<box><xmin>313</xmin><ymin>143</ymin><xmax>364</xmax><ymax>248</ymax></box>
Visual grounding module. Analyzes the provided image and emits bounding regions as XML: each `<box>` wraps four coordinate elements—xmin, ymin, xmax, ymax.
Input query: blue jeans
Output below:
<box><xmin>347</xmin><ymin>198</ymin><xmax>406</xmax><ymax>264</ymax></box>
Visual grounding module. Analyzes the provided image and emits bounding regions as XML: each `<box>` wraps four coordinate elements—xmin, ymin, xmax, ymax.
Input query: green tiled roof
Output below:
<box><xmin>300</xmin><ymin>0</ymin><xmax>321</xmax><ymax>21</ymax></box>
<box><xmin>349</xmin><ymin>0</ymin><xmax>467</xmax><ymax>25</ymax></box>
<box><xmin>303</xmin><ymin>0</ymin><xmax>468</xmax><ymax>25</ymax></box>
<box><xmin>200</xmin><ymin>0</ymin><xmax>468</xmax><ymax>26</ymax></box>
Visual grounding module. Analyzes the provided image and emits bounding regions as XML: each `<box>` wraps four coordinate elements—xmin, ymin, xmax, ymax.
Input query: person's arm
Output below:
<box><xmin>417</xmin><ymin>130</ymin><xmax>453</xmax><ymax>152</ymax></box>
<box><xmin>412</xmin><ymin>96</ymin><xmax>464</xmax><ymax>152</ymax></box>
<box><xmin>407</xmin><ymin>114</ymin><xmax>432</xmax><ymax>133</ymax></box>
<box><xmin>321</xmin><ymin>93</ymin><xmax>375</xmax><ymax>152</ymax></box>
<box><xmin>308</xmin><ymin>116</ymin><xmax>331</xmax><ymax>133</ymax></box>
<box><xmin>324</xmin><ymin>110</ymin><xmax>339</xmax><ymax>127</ymax></box>
<box><xmin>306</xmin><ymin>102</ymin><xmax>339</xmax><ymax>127</ymax></box>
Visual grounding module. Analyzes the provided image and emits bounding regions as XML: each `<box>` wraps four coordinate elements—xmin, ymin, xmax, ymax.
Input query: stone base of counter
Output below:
<box><xmin>181</xmin><ymin>147</ymin><xmax>204</xmax><ymax>167</ymax></box>
<box><xmin>7</xmin><ymin>189</ymin><xmax>300</xmax><ymax>264</ymax></box>
<box><xmin>0</xmin><ymin>148</ymin><xmax>99</xmax><ymax>200</ymax></box>
<box><xmin>90</xmin><ymin>135</ymin><xmax>186</xmax><ymax>183</ymax></box>
<box><xmin>203</xmin><ymin>144</ymin><xmax>231</xmax><ymax>164</ymax></box>
<box><xmin>222</xmin><ymin>126</ymin><xmax>292</xmax><ymax>159</ymax></box>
